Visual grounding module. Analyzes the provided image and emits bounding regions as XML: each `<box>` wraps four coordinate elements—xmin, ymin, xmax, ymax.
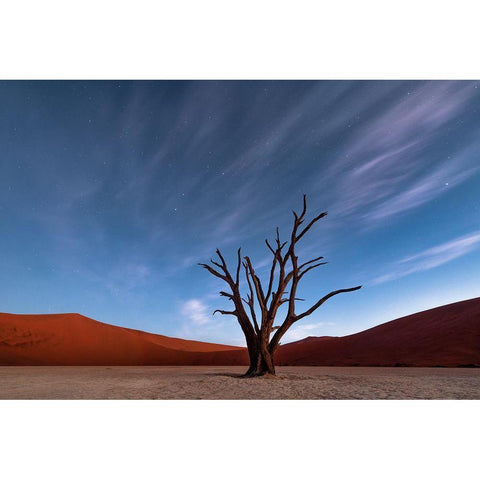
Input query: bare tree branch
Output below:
<box><xmin>296</xmin><ymin>286</ymin><xmax>362</xmax><ymax>321</ymax></box>
<box><xmin>291</xmin><ymin>194</ymin><xmax>307</xmax><ymax>223</ymax></box>
<box><xmin>215</xmin><ymin>249</ymin><xmax>228</xmax><ymax>268</ymax></box>
<box><xmin>300</xmin><ymin>194</ymin><xmax>307</xmax><ymax>219</ymax></box>
<box><xmin>219</xmin><ymin>291</ymin><xmax>234</xmax><ymax>299</ymax></box>
<box><xmin>235</xmin><ymin>248</ymin><xmax>241</xmax><ymax>286</ymax></box>
<box><xmin>213</xmin><ymin>309</ymin><xmax>237</xmax><ymax>316</ymax></box>
<box><xmin>265</xmin><ymin>248</ymin><xmax>279</xmax><ymax>303</ymax></box>
<box><xmin>214</xmin><ymin>249</ymin><xmax>235</xmax><ymax>282</ymax></box>
<box><xmin>198</xmin><ymin>263</ymin><xmax>227</xmax><ymax>282</ymax></box>
<box><xmin>244</xmin><ymin>256</ymin><xmax>266</xmax><ymax>311</ymax></box>
<box><xmin>299</xmin><ymin>256</ymin><xmax>325</xmax><ymax>270</ymax></box>
<box><xmin>298</xmin><ymin>262</ymin><xmax>328</xmax><ymax>278</ymax></box>
<box><xmin>265</xmin><ymin>239</ymin><xmax>276</xmax><ymax>256</ymax></box>
<box><xmin>296</xmin><ymin>211</ymin><xmax>328</xmax><ymax>242</ymax></box>
<box><xmin>243</xmin><ymin>263</ymin><xmax>260</xmax><ymax>334</ymax></box>
<box><xmin>278</xmin><ymin>297</ymin><xmax>304</xmax><ymax>305</ymax></box>
<box><xmin>210</xmin><ymin>259</ymin><xmax>224</xmax><ymax>269</ymax></box>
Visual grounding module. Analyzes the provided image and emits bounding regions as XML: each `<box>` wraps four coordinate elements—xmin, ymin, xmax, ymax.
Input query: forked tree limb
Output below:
<box><xmin>198</xmin><ymin>263</ymin><xmax>227</xmax><ymax>282</ymax></box>
<box><xmin>295</xmin><ymin>211</ymin><xmax>328</xmax><ymax>242</ymax></box>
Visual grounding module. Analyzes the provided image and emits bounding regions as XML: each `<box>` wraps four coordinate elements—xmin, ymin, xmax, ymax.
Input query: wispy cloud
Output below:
<box><xmin>177</xmin><ymin>297</ymin><xmax>245</xmax><ymax>345</ymax></box>
<box><xmin>365</xmin><ymin>156</ymin><xmax>479</xmax><ymax>221</ymax></box>
<box><xmin>78</xmin><ymin>81</ymin><xmax>480</xmax><ymax>278</ymax></box>
<box><xmin>328</xmin><ymin>81</ymin><xmax>480</xmax><ymax>224</ymax></box>
<box><xmin>372</xmin><ymin>231</ymin><xmax>480</xmax><ymax>285</ymax></box>
<box><xmin>181</xmin><ymin>298</ymin><xmax>211</xmax><ymax>325</ymax></box>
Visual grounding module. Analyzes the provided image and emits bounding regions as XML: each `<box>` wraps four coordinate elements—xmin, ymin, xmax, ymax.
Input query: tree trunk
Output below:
<box><xmin>243</xmin><ymin>340</ymin><xmax>276</xmax><ymax>377</ymax></box>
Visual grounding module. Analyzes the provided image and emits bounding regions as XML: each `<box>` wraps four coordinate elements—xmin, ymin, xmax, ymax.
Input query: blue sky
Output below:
<box><xmin>1</xmin><ymin>80</ymin><xmax>480</xmax><ymax>345</ymax></box>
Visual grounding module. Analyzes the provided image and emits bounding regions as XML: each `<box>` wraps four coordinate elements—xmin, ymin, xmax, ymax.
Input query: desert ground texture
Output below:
<box><xmin>1</xmin><ymin>365</ymin><xmax>479</xmax><ymax>399</ymax></box>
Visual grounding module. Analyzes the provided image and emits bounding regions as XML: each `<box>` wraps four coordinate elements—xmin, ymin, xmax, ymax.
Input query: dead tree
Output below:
<box><xmin>199</xmin><ymin>195</ymin><xmax>361</xmax><ymax>377</ymax></box>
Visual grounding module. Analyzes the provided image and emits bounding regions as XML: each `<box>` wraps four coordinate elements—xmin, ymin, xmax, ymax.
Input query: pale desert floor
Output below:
<box><xmin>1</xmin><ymin>366</ymin><xmax>479</xmax><ymax>399</ymax></box>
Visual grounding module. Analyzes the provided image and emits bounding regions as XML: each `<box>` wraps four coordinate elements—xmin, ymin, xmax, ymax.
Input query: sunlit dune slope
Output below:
<box><xmin>0</xmin><ymin>313</ymin><xmax>246</xmax><ymax>366</ymax></box>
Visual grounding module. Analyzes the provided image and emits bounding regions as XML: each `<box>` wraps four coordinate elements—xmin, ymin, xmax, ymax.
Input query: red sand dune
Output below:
<box><xmin>1</xmin><ymin>297</ymin><xmax>479</xmax><ymax>366</ymax></box>
<box><xmin>0</xmin><ymin>313</ymin><xmax>247</xmax><ymax>366</ymax></box>
<box><xmin>276</xmin><ymin>297</ymin><xmax>480</xmax><ymax>367</ymax></box>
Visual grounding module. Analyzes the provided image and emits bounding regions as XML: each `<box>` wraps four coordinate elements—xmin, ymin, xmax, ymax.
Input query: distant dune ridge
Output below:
<box><xmin>1</xmin><ymin>298</ymin><xmax>479</xmax><ymax>367</ymax></box>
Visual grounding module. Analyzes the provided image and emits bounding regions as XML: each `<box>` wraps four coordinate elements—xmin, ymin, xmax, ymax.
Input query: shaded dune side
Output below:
<box><xmin>275</xmin><ymin>297</ymin><xmax>480</xmax><ymax>367</ymax></box>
